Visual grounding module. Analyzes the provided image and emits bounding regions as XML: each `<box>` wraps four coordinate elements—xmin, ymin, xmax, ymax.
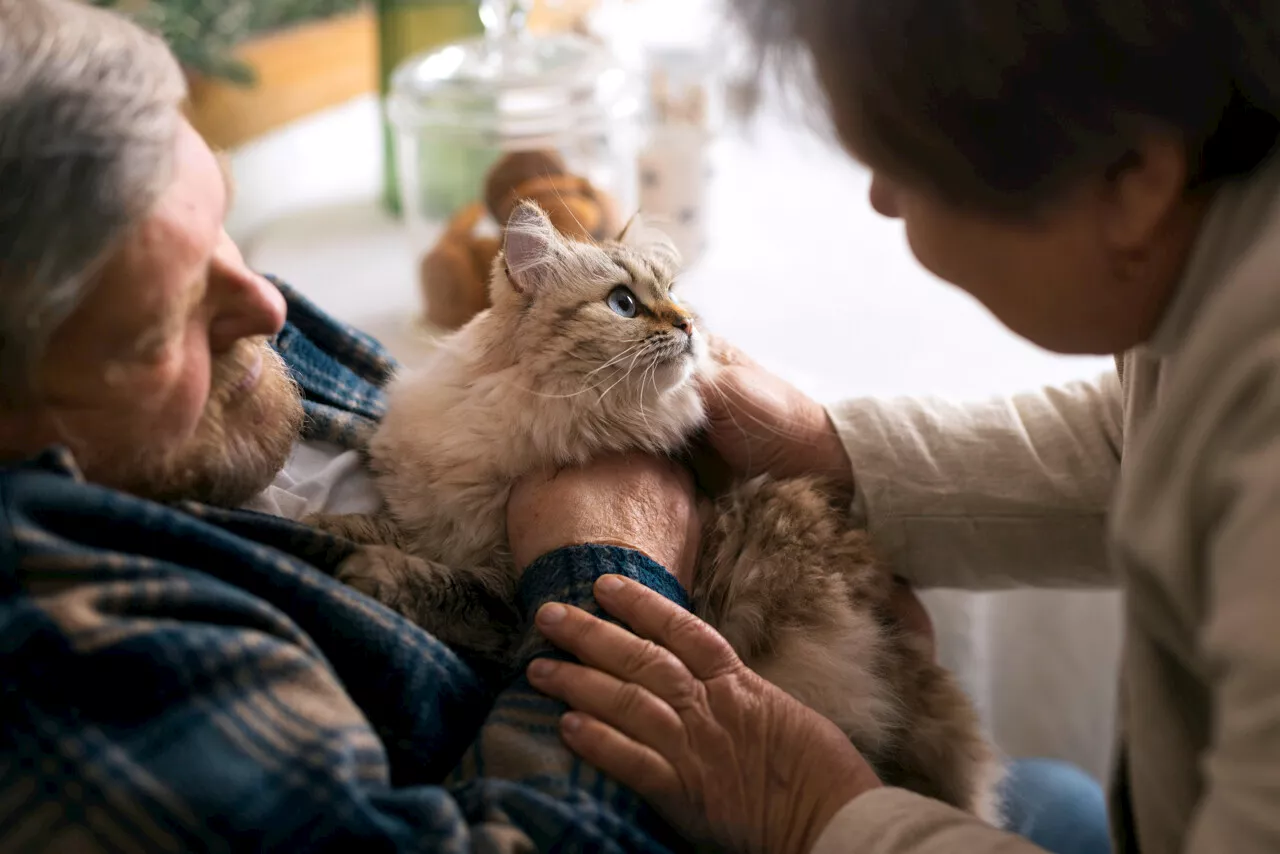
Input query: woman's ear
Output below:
<box><xmin>503</xmin><ymin>201</ymin><xmax>565</xmax><ymax>295</ymax></box>
<box><xmin>1099</xmin><ymin>132</ymin><xmax>1189</xmax><ymax>252</ymax></box>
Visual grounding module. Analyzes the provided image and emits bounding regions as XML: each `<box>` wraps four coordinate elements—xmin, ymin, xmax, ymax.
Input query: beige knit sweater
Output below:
<box><xmin>816</xmin><ymin>154</ymin><xmax>1280</xmax><ymax>854</ymax></box>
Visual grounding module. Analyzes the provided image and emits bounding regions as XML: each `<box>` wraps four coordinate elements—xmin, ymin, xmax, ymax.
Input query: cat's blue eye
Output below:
<box><xmin>607</xmin><ymin>286</ymin><xmax>639</xmax><ymax>318</ymax></box>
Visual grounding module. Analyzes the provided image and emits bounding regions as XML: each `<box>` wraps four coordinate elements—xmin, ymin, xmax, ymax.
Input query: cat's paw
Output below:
<box><xmin>304</xmin><ymin>511</ymin><xmax>360</xmax><ymax>538</ymax></box>
<box><xmin>335</xmin><ymin>544</ymin><xmax>418</xmax><ymax>611</ymax></box>
<box><xmin>303</xmin><ymin>512</ymin><xmax>408</xmax><ymax>549</ymax></box>
<box><xmin>334</xmin><ymin>546</ymin><xmax>521</xmax><ymax>672</ymax></box>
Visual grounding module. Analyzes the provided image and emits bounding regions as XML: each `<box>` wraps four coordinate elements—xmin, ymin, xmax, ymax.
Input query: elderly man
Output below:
<box><xmin>0</xmin><ymin>1</ymin><xmax>709</xmax><ymax>850</ymax></box>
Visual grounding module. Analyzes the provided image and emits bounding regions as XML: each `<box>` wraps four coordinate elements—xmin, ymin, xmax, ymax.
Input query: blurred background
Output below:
<box><xmin>102</xmin><ymin>0</ymin><xmax>1123</xmax><ymax>784</ymax></box>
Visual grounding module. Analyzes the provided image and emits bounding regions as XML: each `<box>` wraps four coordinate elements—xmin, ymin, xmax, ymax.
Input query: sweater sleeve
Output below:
<box><xmin>444</xmin><ymin>544</ymin><xmax>691</xmax><ymax>851</ymax></box>
<box><xmin>826</xmin><ymin>372</ymin><xmax>1123</xmax><ymax>590</ymax></box>
<box><xmin>811</xmin><ymin>789</ymin><xmax>1046</xmax><ymax>854</ymax></box>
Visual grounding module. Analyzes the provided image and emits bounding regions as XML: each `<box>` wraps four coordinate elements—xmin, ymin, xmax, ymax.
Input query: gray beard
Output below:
<box><xmin>96</xmin><ymin>345</ymin><xmax>305</xmax><ymax>508</ymax></box>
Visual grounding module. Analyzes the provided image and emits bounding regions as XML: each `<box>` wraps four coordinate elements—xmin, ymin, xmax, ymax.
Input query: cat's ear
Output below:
<box><xmin>616</xmin><ymin>210</ymin><xmax>681</xmax><ymax>271</ymax></box>
<box><xmin>503</xmin><ymin>201</ymin><xmax>563</xmax><ymax>295</ymax></box>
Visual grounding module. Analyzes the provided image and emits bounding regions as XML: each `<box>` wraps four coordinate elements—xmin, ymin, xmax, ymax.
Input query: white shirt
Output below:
<box><xmin>242</xmin><ymin>440</ymin><xmax>382</xmax><ymax>520</ymax></box>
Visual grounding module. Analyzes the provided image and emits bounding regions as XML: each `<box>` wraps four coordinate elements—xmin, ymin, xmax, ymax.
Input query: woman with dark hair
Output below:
<box><xmin>518</xmin><ymin>2</ymin><xmax>1280</xmax><ymax>853</ymax></box>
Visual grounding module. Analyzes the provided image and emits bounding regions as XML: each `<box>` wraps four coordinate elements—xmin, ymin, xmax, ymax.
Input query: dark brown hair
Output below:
<box><xmin>730</xmin><ymin>0</ymin><xmax>1280</xmax><ymax>214</ymax></box>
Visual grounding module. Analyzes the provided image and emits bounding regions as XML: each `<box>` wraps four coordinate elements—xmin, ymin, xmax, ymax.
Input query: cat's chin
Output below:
<box><xmin>653</xmin><ymin>348</ymin><xmax>705</xmax><ymax>394</ymax></box>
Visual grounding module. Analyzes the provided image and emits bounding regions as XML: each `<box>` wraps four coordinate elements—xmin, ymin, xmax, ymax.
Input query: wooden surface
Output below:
<box><xmin>186</xmin><ymin>8</ymin><xmax>378</xmax><ymax>150</ymax></box>
<box><xmin>184</xmin><ymin>1</ymin><xmax>622</xmax><ymax>150</ymax></box>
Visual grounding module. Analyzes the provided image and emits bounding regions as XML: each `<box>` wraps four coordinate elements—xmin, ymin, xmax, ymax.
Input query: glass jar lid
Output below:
<box><xmin>387</xmin><ymin>0</ymin><xmax>639</xmax><ymax>143</ymax></box>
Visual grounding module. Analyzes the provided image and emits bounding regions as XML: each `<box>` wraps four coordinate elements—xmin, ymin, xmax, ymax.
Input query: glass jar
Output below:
<box><xmin>637</xmin><ymin>45</ymin><xmax>720</xmax><ymax>268</ymax></box>
<box><xmin>377</xmin><ymin>0</ymin><xmax>484</xmax><ymax>215</ymax></box>
<box><xmin>387</xmin><ymin>0</ymin><xmax>642</xmax><ymax>332</ymax></box>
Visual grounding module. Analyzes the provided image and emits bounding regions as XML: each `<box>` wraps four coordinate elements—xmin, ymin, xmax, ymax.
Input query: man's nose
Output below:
<box><xmin>207</xmin><ymin>235</ymin><xmax>287</xmax><ymax>352</ymax></box>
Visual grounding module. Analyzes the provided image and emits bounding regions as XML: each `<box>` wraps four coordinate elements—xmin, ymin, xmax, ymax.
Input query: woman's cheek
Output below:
<box><xmin>901</xmin><ymin>215</ymin><xmax>957</xmax><ymax>287</ymax></box>
<box><xmin>902</xmin><ymin>211</ymin><xmax>996</xmax><ymax>304</ymax></box>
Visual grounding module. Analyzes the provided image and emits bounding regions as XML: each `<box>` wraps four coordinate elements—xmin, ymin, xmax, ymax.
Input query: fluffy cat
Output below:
<box><xmin>314</xmin><ymin>201</ymin><xmax>1004</xmax><ymax>822</ymax></box>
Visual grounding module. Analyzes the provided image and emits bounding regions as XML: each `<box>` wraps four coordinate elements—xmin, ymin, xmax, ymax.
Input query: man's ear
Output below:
<box><xmin>503</xmin><ymin>201</ymin><xmax>564</xmax><ymax>295</ymax></box>
<box><xmin>616</xmin><ymin>210</ymin><xmax>681</xmax><ymax>271</ymax></box>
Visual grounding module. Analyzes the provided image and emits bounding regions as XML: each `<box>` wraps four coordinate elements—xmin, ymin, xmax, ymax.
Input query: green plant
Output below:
<box><xmin>94</xmin><ymin>0</ymin><xmax>366</xmax><ymax>84</ymax></box>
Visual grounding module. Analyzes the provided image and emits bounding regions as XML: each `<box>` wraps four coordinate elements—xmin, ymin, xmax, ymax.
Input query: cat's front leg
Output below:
<box><xmin>304</xmin><ymin>511</ymin><xmax>410</xmax><ymax>550</ymax></box>
<box><xmin>335</xmin><ymin>544</ymin><xmax>521</xmax><ymax>673</ymax></box>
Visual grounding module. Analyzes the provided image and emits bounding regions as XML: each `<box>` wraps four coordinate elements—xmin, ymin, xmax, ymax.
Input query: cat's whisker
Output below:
<box><xmin>637</xmin><ymin>360</ymin><xmax>658</xmax><ymax>433</ymax></box>
<box><xmin>546</xmin><ymin>173</ymin><xmax>590</xmax><ymax>239</ymax></box>
<box><xmin>700</xmin><ymin>380</ymin><xmax>831</xmax><ymax>480</ymax></box>
<box><xmin>704</xmin><ymin>380</ymin><xmax>830</xmax><ymax>443</ymax></box>
<box><xmin>596</xmin><ymin>340</ymin><xmax>659</xmax><ymax>402</ymax></box>
<box><xmin>513</xmin><ymin>367</ymin><xmax>627</xmax><ymax>399</ymax></box>
<box><xmin>510</xmin><ymin>384</ymin><xmax>606</xmax><ymax>399</ymax></box>
<box><xmin>647</xmin><ymin>352</ymin><xmax>669</xmax><ymax>399</ymax></box>
<box><xmin>508</xmin><ymin>344</ymin><xmax>655</xmax><ymax>400</ymax></box>
<box><xmin>701</xmin><ymin>381</ymin><xmax>760</xmax><ymax>473</ymax></box>
<box><xmin>596</xmin><ymin>368</ymin><xmax>636</xmax><ymax>402</ymax></box>
<box><xmin>584</xmin><ymin>342</ymin><xmax>648</xmax><ymax>379</ymax></box>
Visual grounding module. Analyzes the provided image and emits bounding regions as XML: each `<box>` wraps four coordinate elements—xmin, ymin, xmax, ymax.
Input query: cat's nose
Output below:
<box><xmin>673</xmin><ymin>316</ymin><xmax>695</xmax><ymax>337</ymax></box>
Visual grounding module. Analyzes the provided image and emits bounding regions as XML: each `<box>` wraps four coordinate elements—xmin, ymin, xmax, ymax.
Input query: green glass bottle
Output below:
<box><xmin>377</xmin><ymin>0</ymin><xmax>483</xmax><ymax>214</ymax></box>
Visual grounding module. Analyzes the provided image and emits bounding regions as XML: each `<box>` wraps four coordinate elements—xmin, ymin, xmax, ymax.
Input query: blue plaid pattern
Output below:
<box><xmin>269</xmin><ymin>277</ymin><xmax>398</xmax><ymax>449</ymax></box>
<box><xmin>0</xmin><ymin>281</ymin><xmax>691</xmax><ymax>853</ymax></box>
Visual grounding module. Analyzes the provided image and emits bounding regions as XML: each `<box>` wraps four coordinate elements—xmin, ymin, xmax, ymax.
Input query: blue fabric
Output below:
<box><xmin>1002</xmin><ymin>759</ymin><xmax>1112</xmax><ymax>854</ymax></box>
<box><xmin>268</xmin><ymin>277</ymin><xmax>398</xmax><ymax>450</ymax></box>
<box><xmin>0</xmin><ymin>280</ymin><xmax>693</xmax><ymax>852</ymax></box>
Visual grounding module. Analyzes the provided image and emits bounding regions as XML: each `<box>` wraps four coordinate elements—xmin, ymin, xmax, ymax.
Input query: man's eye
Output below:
<box><xmin>607</xmin><ymin>286</ymin><xmax>638</xmax><ymax>318</ymax></box>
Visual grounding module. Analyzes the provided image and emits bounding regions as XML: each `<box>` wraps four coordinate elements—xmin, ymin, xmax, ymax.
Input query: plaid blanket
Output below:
<box><xmin>0</xmin><ymin>282</ymin><xmax>690</xmax><ymax>853</ymax></box>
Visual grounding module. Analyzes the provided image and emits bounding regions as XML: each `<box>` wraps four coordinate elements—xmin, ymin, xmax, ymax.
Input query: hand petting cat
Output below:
<box><xmin>524</xmin><ymin>573</ymin><xmax>883</xmax><ymax>854</ymax></box>
<box><xmin>506</xmin><ymin>450</ymin><xmax>940</xmax><ymax>854</ymax></box>
<box><xmin>505</xmin><ymin>451</ymin><xmax>877</xmax><ymax>853</ymax></box>
<box><xmin>696</xmin><ymin>337</ymin><xmax>935</xmax><ymax>654</ymax></box>
<box><xmin>694</xmin><ymin>336</ymin><xmax>855</xmax><ymax>492</ymax></box>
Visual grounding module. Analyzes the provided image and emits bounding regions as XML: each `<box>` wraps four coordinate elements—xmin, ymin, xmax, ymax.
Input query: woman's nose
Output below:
<box><xmin>207</xmin><ymin>233</ymin><xmax>287</xmax><ymax>352</ymax></box>
<box><xmin>869</xmin><ymin>174</ymin><xmax>901</xmax><ymax>219</ymax></box>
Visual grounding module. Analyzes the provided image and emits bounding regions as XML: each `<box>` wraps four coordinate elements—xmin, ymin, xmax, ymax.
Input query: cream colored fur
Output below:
<box><xmin>370</xmin><ymin>205</ymin><xmax>702</xmax><ymax>569</ymax></box>
<box><xmin>357</xmin><ymin>202</ymin><xmax>1004</xmax><ymax>821</ymax></box>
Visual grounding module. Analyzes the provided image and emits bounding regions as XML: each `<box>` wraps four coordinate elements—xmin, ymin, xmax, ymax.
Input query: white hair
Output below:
<box><xmin>0</xmin><ymin>0</ymin><xmax>187</xmax><ymax>405</ymax></box>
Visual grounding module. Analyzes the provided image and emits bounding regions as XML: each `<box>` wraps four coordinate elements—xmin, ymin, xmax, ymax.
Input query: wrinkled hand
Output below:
<box><xmin>527</xmin><ymin>575</ymin><xmax>881</xmax><ymax>854</ymax></box>
<box><xmin>696</xmin><ymin>338</ymin><xmax>853</xmax><ymax>490</ymax></box>
<box><xmin>507</xmin><ymin>452</ymin><xmax>702</xmax><ymax>588</ymax></box>
<box><xmin>696</xmin><ymin>340</ymin><xmax>935</xmax><ymax>656</ymax></box>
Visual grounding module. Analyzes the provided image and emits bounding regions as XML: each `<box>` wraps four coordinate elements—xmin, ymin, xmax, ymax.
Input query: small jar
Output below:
<box><xmin>376</xmin><ymin>0</ymin><xmax>484</xmax><ymax>214</ymax></box>
<box><xmin>387</xmin><ymin>0</ymin><xmax>642</xmax><ymax>332</ymax></box>
<box><xmin>637</xmin><ymin>46</ymin><xmax>720</xmax><ymax>268</ymax></box>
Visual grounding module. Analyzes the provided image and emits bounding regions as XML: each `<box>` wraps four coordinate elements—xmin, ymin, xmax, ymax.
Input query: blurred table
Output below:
<box><xmin>247</xmin><ymin>107</ymin><xmax>1111</xmax><ymax>394</ymax></box>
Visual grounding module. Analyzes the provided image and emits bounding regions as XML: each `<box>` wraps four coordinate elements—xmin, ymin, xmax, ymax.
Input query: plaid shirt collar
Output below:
<box><xmin>269</xmin><ymin>276</ymin><xmax>399</xmax><ymax>451</ymax></box>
